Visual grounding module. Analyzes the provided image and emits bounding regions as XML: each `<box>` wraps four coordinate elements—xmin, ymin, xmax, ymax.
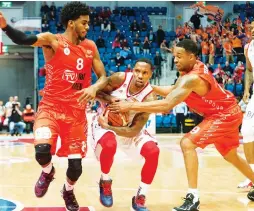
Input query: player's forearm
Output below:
<box><xmin>129</xmin><ymin>88</ymin><xmax>188</xmax><ymax>113</ymax></box>
<box><xmin>244</xmin><ymin>68</ymin><xmax>253</xmax><ymax>93</ymax></box>
<box><xmin>107</xmin><ymin>125</ymin><xmax>138</xmax><ymax>137</ymax></box>
<box><xmin>152</xmin><ymin>85</ymin><xmax>174</xmax><ymax>97</ymax></box>
<box><xmin>92</xmin><ymin>75</ymin><xmax>108</xmax><ymax>92</ymax></box>
<box><xmin>130</xmin><ymin>99</ymin><xmax>172</xmax><ymax>113</ymax></box>
<box><xmin>2</xmin><ymin>24</ymin><xmax>38</xmax><ymax>45</ymax></box>
<box><xmin>96</xmin><ymin>91</ymin><xmax>112</xmax><ymax>103</ymax></box>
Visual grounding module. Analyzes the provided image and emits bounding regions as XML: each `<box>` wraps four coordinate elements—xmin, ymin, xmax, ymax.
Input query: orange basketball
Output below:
<box><xmin>104</xmin><ymin>107</ymin><xmax>129</xmax><ymax>127</ymax></box>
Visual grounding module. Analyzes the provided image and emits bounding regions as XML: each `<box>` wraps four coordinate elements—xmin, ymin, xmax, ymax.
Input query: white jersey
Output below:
<box><xmin>91</xmin><ymin>72</ymin><xmax>156</xmax><ymax>154</ymax></box>
<box><xmin>242</xmin><ymin>41</ymin><xmax>254</xmax><ymax>143</ymax></box>
<box><xmin>247</xmin><ymin>40</ymin><xmax>254</xmax><ymax>82</ymax></box>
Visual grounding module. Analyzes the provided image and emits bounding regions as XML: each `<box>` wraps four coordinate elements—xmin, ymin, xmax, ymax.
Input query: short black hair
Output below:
<box><xmin>134</xmin><ymin>58</ymin><xmax>153</xmax><ymax>71</ymax></box>
<box><xmin>176</xmin><ymin>39</ymin><xmax>198</xmax><ymax>56</ymax></box>
<box><xmin>61</xmin><ymin>1</ymin><xmax>90</xmax><ymax>28</ymax></box>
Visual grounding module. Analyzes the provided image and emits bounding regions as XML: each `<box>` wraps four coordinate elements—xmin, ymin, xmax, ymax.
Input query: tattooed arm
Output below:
<box><xmin>96</xmin><ymin>72</ymin><xmax>125</xmax><ymax>103</ymax></box>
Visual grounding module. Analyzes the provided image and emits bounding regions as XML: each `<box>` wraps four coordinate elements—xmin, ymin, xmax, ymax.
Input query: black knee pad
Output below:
<box><xmin>35</xmin><ymin>144</ymin><xmax>52</xmax><ymax>165</ymax></box>
<box><xmin>66</xmin><ymin>159</ymin><xmax>82</xmax><ymax>182</ymax></box>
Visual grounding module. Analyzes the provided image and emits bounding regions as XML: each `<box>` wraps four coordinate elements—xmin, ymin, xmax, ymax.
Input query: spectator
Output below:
<box><xmin>121</xmin><ymin>39</ymin><xmax>130</xmax><ymax>49</ymax></box>
<box><xmin>206</xmin><ymin>63</ymin><xmax>214</xmax><ymax>73</ymax></box>
<box><xmin>125</xmin><ymin>64</ymin><xmax>132</xmax><ymax>72</ymax></box>
<box><xmin>114</xmin><ymin>53</ymin><xmax>124</xmax><ymax>67</ymax></box>
<box><xmin>232</xmin><ymin>31</ymin><xmax>244</xmax><ymax>63</ymax></box>
<box><xmin>99</xmin><ymin>8</ymin><xmax>108</xmax><ymax>19</ymax></box>
<box><xmin>143</xmin><ymin>37</ymin><xmax>151</xmax><ymax>55</ymax></box>
<box><xmin>109</xmin><ymin>21</ymin><xmax>116</xmax><ymax>31</ymax></box>
<box><xmin>96</xmin><ymin>36</ymin><xmax>105</xmax><ymax>48</ymax></box>
<box><xmin>156</xmin><ymin>25</ymin><xmax>165</xmax><ymax>46</ymax></box>
<box><xmin>223</xmin><ymin>61</ymin><xmax>234</xmax><ymax>75</ymax></box>
<box><xmin>160</xmin><ymin>39</ymin><xmax>171</xmax><ymax>59</ymax></box>
<box><xmin>49</xmin><ymin>11</ymin><xmax>55</xmax><ymax>21</ymax></box>
<box><xmin>119</xmin><ymin>47</ymin><xmax>132</xmax><ymax>59</ymax></box>
<box><xmin>209</xmin><ymin>39</ymin><xmax>215</xmax><ymax>65</ymax></box>
<box><xmin>9</xmin><ymin>103</ymin><xmax>26</xmax><ymax>136</ymax></box>
<box><xmin>42</xmin><ymin>20</ymin><xmax>49</xmax><ymax>32</ymax></box>
<box><xmin>50</xmin><ymin>2</ymin><xmax>56</xmax><ymax>13</ymax></box>
<box><xmin>13</xmin><ymin>96</ymin><xmax>20</xmax><ymax>106</ymax></box>
<box><xmin>223</xmin><ymin>37</ymin><xmax>234</xmax><ymax>63</ymax></box>
<box><xmin>115</xmin><ymin>29</ymin><xmax>125</xmax><ymax>42</ymax></box>
<box><xmin>133</xmin><ymin>34</ymin><xmax>141</xmax><ymax>55</ymax></box>
<box><xmin>140</xmin><ymin>19</ymin><xmax>148</xmax><ymax>31</ymax></box>
<box><xmin>40</xmin><ymin>1</ymin><xmax>49</xmax><ymax>15</ymax></box>
<box><xmin>112</xmin><ymin>38</ymin><xmax>121</xmax><ymax>49</ymax></box>
<box><xmin>233</xmin><ymin>61</ymin><xmax>244</xmax><ymax>83</ymax></box>
<box><xmin>213</xmin><ymin>63</ymin><xmax>223</xmax><ymax>76</ymax></box>
<box><xmin>173</xmin><ymin>102</ymin><xmax>188</xmax><ymax>133</ymax></box>
<box><xmin>5</xmin><ymin>96</ymin><xmax>14</xmax><ymax>109</ymax></box>
<box><xmin>105</xmin><ymin>8</ymin><xmax>112</xmax><ymax>18</ymax></box>
<box><xmin>215</xmin><ymin>74</ymin><xmax>224</xmax><ymax>88</ymax></box>
<box><xmin>23</xmin><ymin>104</ymin><xmax>35</xmax><ymax>133</ymax></box>
<box><xmin>147</xmin><ymin>30</ymin><xmax>156</xmax><ymax>43</ymax></box>
<box><xmin>56</xmin><ymin>22</ymin><xmax>64</xmax><ymax>32</ymax></box>
<box><xmin>190</xmin><ymin>11</ymin><xmax>203</xmax><ymax>30</ymax></box>
<box><xmin>101</xmin><ymin>20</ymin><xmax>111</xmax><ymax>32</ymax></box>
<box><xmin>201</xmin><ymin>39</ymin><xmax>209</xmax><ymax>64</ymax></box>
<box><xmin>246</xmin><ymin>1</ymin><xmax>252</xmax><ymax>18</ymax></box>
<box><xmin>42</xmin><ymin>13</ymin><xmax>48</xmax><ymax>23</ymax></box>
<box><xmin>130</xmin><ymin>20</ymin><xmax>140</xmax><ymax>32</ymax></box>
<box><xmin>153</xmin><ymin>51</ymin><xmax>164</xmax><ymax>85</ymax></box>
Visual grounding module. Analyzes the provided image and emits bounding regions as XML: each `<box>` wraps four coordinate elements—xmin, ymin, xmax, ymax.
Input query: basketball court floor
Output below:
<box><xmin>1</xmin><ymin>133</ymin><xmax>254</xmax><ymax>211</ymax></box>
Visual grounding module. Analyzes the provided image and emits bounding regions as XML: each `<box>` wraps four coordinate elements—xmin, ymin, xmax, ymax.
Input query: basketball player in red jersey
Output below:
<box><xmin>92</xmin><ymin>58</ymin><xmax>159</xmax><ymax>211</ymax></box>
<box><xmin>109</xmin><ymin>39</ymin><xmax>254</xmax><ymax>211</ymax></box>
<box><xmin>0</xmin><ymin>2</ymin><xmax>107</xmax><ymax>211</ymax></box>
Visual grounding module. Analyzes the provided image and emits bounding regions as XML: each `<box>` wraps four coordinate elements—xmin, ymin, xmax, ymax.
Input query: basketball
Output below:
<box><xmin>104</xmin><ymin>107</ymin><xmax>129</xmax><ymax>127</ymax></box>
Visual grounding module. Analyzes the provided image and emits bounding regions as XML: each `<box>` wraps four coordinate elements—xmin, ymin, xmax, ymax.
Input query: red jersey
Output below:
<box><xmin>184</xmin><ymin>61</ymin><xmax>238</xmax><ymax>117</ymax></box>
<box><xmin>40</xmin><ymin>34</ymin><xmax>96</xmax><ymax>110</ymax></box>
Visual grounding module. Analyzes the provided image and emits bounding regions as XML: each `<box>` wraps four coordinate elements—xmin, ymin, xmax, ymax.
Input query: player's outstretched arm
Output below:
<box><xmin>109</xmin><ymin>74</ymin><xmax>199</xmax><ymax>113</ymax></box>
<box><xmin>0</xmin><ymin>12</ymin><xmax>56</xmax><ymax>47</ymax></box>
<box><xmin>243</xmin><ymin>47</ymin><xmax>253</xmax><ymax>103</ymax></box>
<box><xmin>96</xmin><ymin>72</ymin><xmax>125</xmax><ymax>103</ymax></box>
<box><xmin>151</xmin><ymin>85</ymin><xmax>175</xmax><ymax>97</ymax></box>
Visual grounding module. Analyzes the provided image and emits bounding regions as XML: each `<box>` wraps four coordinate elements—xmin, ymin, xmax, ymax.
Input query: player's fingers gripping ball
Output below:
<box><xmin>104</xmin><ymin>106</ymin><xmax>129</xmax><ymax>127</ymax></box>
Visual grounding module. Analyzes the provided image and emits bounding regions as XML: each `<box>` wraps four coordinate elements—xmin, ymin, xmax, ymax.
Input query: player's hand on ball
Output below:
<box><xmin>77</xmin><ymin>86</ymin><xmax>97</xmax><ymax>104</ymax></box>
<box><xmin>0</xmin><ymin>12</ymin><xmax>7</xmax><ymax>28</ymax></box>
<box><xmin>108</xmin><ymin>101</ymin><xmax>132</xmax><ymax>113</ymax></box>
<box><xmin>109</xmin><ymin>96</ymin><xmax>120</xmax><ymax>104</ymax></box>
<box><xmin>243</xmin><ymin>92</ymin><xmax>250</xmax><ymax>104</ymax></box>
<box><xmin>98</xmin><ymin>112</ymin><xmax>109</xmax><ymax>129</ymax></box>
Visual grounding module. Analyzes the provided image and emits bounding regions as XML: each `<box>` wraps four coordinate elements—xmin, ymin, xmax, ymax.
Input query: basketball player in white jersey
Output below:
<box><xmin>91</xmin><ymin>58</ymin><xmax>160</xmax><ymax>211</ymax></box>
<box><xmin>238</xmin><ymin>21</ymin><xmax>254</xmax><ymax>189</ymax></box>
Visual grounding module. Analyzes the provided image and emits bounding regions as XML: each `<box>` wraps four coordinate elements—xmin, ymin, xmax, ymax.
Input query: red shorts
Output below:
<box><xmin>184</xmin><ymin>106</ymin><xmax>243</xmax><ymax>156</ymax></box>
<box><xmin>33</xmin><ymin>103</ymin><xmax>88</xmax><ymax>158</ymax></box>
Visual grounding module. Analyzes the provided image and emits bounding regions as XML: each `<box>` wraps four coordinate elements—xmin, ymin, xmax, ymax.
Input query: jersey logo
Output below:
<box><xmin>85</xmin><ymin>49</ymin><xmax>93</xmax><ymax>58</ymax></box>
<box><xmin>62</xmin><ymin>70</ymin><xmax>78</xmax><ymax>83</ymax></box>
<box><xmin>64</xmin><ymin>47</ymin><xmax>70</xmax><ymax>55</ymax></box>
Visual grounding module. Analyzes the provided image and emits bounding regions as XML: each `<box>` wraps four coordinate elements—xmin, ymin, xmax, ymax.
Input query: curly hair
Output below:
<box><xmin>61</xmin><ymin>1</ymin><xmax>90</xmax><ymax>28</ymax></box>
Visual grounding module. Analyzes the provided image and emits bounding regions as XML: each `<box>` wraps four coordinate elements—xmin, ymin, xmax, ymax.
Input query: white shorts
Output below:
<box><xmin>91</xmin><ymin>114</ymin><xmax>157</xmax><ymax>157</ymax></box>
<box><xmin>241</xmin><ymin>95</ymin><xmax>254</xmax><ymax>143</ymax></box>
